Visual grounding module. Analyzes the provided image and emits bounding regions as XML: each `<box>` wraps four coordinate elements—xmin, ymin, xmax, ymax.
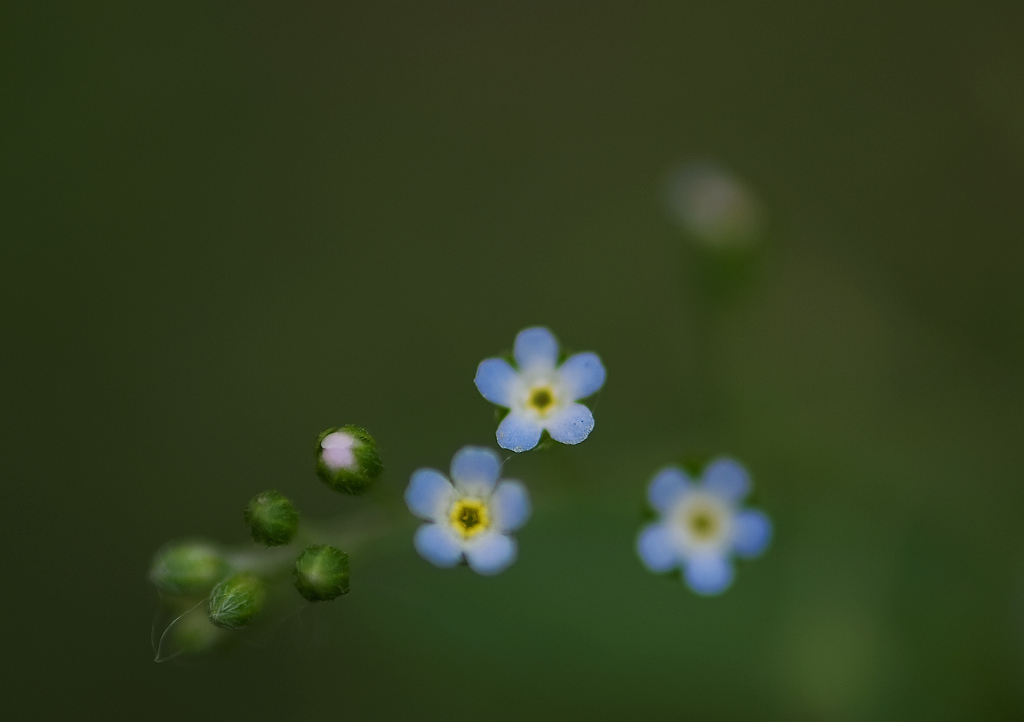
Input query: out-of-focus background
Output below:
<box><xmin>4</xmin><ymin>2</ymin><xmax>1024</xmax><ymax>719</ymax></box>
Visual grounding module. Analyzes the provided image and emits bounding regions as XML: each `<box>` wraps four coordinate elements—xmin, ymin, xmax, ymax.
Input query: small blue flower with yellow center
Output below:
<box><xmin>637</xmin><ymin>458</ymin><xmax>772</xmax><ymax>595</ymax></box>
<box><xmin>474</xmin><ymin>326</ymin><xmax>606</xmax><ymax>453</ymax></box>
<box><xmin>405</xmin><ymin>446</ymin><xmax>531</xmax><ymax>575</ymax></box>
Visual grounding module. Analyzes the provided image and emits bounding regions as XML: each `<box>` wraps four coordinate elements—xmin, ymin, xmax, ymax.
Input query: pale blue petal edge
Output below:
<box><xmin>496</xmin><ymin>412</ymin><xmax>543</xmax><ymax>453</ymax></box>
<box><xmin>702</xmin><ymin>457</ymin><xmax>751</xmax><ymax>502</ymax></box>
<box><xmin>637</xmin><ymin>523</ymin><xmax>678</xmax><ymax>573</ymax></box>
<box><xmin>405</xmin><ymin>469</ymin><xmax>453</xmax><ymax>522</ymax></box>
<box><xmin>558</xmin><ymin>352</ymin><xmax>606</xmax><ymax>400</ymax></box>
<box><xmin>474</xmin><ymin>358</ymin><xmax>518</xmax><ymax>407</ymax></box>
<box><xmin>684</xmin><ymin>554</ymin><xmax>735</xmax><ymax>595</ymax></box>
<box><xmin>647</xmin><ymin>466</ymin><xmax>691</xmax><ymax>514</ymax></box>
<box><xmin>450</xmin><ymin>446</ymin><xmax>502</xmax><ymax>493</ymax></box>
<box><xmin>733</xmin><ymin>509</ymin><xmax>772</xmax><ymax>558</ymax></box>
<box><xmin>544</xmin><ymin>403</ymin><xmax>594</xmax><ymax>445</ymax></box>
<box><xmin>491</xmin><ymin>480</ymin><xmax>531</xmax><ymax>532</ymax></box>
<box><xmin>413</xmin><ymin>524</ymin><xmax>463</xmax><ymax>568</ymax></box>
<box><xmin>513</xmin><ymin>326</ymin><xmax>559</xmax><ymax>371</ymax></box>
<box><xmin>465</xmin><ymin>533</ymin><xmax>517</xmax><ymax>575</ymax></box>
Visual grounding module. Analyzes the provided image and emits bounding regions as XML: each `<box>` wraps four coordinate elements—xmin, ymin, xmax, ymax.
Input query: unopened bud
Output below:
<box><xmin>208</xmin><ymin>572</ymin><xmax>266</xmax><ymax>629</ymax></box>
<box><xmin>315</xmin><ymin>425</ymin><xmax>382</xmax><ymax>495</ymax></box>
<box><xmin>244</xmin><ymin>490</ymin><xmax>298</xmax><ymax>547</ymax></box>
<box><xmin>170</xmin><ymin>604</ymin><xmax>229</xmax><ymax>656</ymax></box>
<box><xmin>292</xmin><ymin>544</ymin><xmax>350</xmax><ymax>602</ymax></box>
<box><xmin>149</xmin><ymin>540</ymin><xmax>229</xmax><ymax>596</ymax></box>
<box><xmin>665</xmin><ymin>162</ymin><xmax>764</xmax><ymax>249</ymax></box>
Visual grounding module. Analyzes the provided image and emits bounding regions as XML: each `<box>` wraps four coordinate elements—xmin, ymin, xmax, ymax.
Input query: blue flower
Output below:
<box><xmin>636</xmin><ymin>458</ymin><xmax>772</xmax><ymax>595</ymax></box>
<box><xmin>474</xmin><ymin>326</ymin><xmax>606</xmax><ymax>452</ymax></box>
<box><xmin>405</xmin><ymin>446</ymin><xmax>531</xmax><ymax>575</ymax></box>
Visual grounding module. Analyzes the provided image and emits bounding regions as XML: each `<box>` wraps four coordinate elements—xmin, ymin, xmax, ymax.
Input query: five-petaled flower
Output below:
<box><xmin>474</xmin><ymin>327</ymin><xmax>606</xmax><ymax>453</ymax></box>
<box><xmin>636</xmin><ymin>458</ymin><xmax>772</xmax><ymax>595</ymax></box>
<box><xmin>405</xmin><ymin>446</ymin><xmax>531</xmax><ymax>575</ymax></box>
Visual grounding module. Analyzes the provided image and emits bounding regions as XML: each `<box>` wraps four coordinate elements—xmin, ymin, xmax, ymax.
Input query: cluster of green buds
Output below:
<box><xmin>149</xmin><ymin>426</ymin><xmax>381</xmax><ymax>660</ymax></box>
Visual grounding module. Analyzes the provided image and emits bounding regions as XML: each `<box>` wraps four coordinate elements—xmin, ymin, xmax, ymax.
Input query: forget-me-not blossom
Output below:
<box><xmin>474</xmin><ymin>327</ymin><xmax>606</xmax><ymax>452</ymax></box>
<box><xmin>637</xmin><ymin>458</ymin><xmax>772</xmax><ymax>595</ymax></box>
<box><xmin>405</xmin><ymin>446</ymin><xmax>531</xmax><ymax>575</ymax></box>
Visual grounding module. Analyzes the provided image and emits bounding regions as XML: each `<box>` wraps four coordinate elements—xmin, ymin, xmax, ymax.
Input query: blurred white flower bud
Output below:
<box><xmin>665</xmin><ymin>162</ymin><xmax>764</xmax><ymax>249</ymax></box>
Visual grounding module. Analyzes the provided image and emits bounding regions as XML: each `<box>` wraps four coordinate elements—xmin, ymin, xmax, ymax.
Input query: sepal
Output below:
<box><xmin>208</xmin><ymin>572</ymin><xmax>266</xmax><ymax>629</ymax></box>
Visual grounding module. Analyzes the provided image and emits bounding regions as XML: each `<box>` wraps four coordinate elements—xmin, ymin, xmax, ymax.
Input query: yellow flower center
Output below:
<box><xmin>527</xmin><ymin>385</ymin><xmax>557</xmax><ymax>416</ymax></box>
<box><xmin>449</xmin><ymin>499</ymin><xmax>490</xmax><ymax>539</ymax></box>
<box><xmin>687</xmin><ymin>507</ymin><xmax>720</xmax><ymax>540</ymax></box>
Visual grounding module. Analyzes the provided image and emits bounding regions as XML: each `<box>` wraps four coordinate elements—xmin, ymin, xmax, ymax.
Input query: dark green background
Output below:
<box><xmin>4</xmin><ymin>2</ymin><xmax>1024</xmax><ymax>719</ymax></box>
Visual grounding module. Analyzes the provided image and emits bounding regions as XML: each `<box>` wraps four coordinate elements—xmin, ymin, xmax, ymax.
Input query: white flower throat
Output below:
<box><xmin>671</xmin><ymin>493</ymin><xmax>732</xmax><ymax>551</ymax></box>
<box><xmin>519</xmin><ymin>378</ymin><xmax>562</xmax><ymax>420</ymax></box>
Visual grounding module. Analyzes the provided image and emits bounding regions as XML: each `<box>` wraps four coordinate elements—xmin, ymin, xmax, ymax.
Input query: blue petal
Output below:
<box><xmin>513</xmin><ymin>326</ymin><xmax>559</xmax><ymax>371</ymax></box>
<box><xmin>496</xmin><ymin>412</ymin><xmax>543</xmax><ymax>452</ymax></box>
<box><xmin>544</xmin><ymin>403</ymin><xmax>595</xmax><ymax>445</ymax></box>
<box><xmin>647</xmin><ymin>466</ymin><xmax>691</xmax><ymax>514</ymax></box>
<box><xmin>702</xmin><ymin>457</ymin><xmax>751</xmax><ymax>502</ymax></box>
<box><xmin>474</xmin><ymin>358</ymin><xmax>518</xmax><ymax>407</ymax></box>
<box><xmin>558</xmin><ymin>352</ymin><xmax>606</xmax><ymax>400</ymax></box>
<box><xmin>491</xmin><ymin>480</ymin><xmax>531</xmax><ymax>532</ymax></box>
<box><xmin>733</xmin><ymin>509</ymin><xmax>772</xmax><ymax>558</ymax></box>
<box><xmin>405</xmin><ymin>469</ymin><xmax>454</xmax><ymax>522</ymax></box>
<box><xmin>684</xmin><ymin>554</ymin><xmax>735</xmax><ymax>595</ymax></box>
<box><xmin>637</xmin><ymin>523</ymin><xmax>678</xmax><ymax>572</ymax></box>
<box><xmin>450</xmin><ymin>446</ymin><xmax>501</xmax><ymax>494</ymax></box>
<box><xmin>465</xmin><ymin>532</ymin><xmax>517</xmax><ymax>575</ymax></box>
<box><xmin>413</xmin><ymin>524</ymin><xmax>463</xmax><ymax>568</ymax></box>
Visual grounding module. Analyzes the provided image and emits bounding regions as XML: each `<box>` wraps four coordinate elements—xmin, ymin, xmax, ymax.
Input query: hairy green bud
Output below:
<box><xmin>243</xmin><ymin>489</ymin><xmax>298</xmax><ymax>547</ymax></box>
<box><xmin>293</xmin><ymin>544</ymin><xmax>350</xmax><ymax>602</ymax></box>
<box><xmin>208</xmin><ymin>573</ymin><xmax>266</xmax><ymax>629</ymax></box>
<box><xmin>149</xmin><ymin>540</ymin><xmax>229</xmax><ymax>596</ymax></box>
<box><xmin>315</xmin><ymin>425</ymin><xmax>382</xmax><ymax>495</ymax></box>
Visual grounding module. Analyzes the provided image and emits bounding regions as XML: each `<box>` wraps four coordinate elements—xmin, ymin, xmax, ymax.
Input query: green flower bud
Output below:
<box><xmin>170</xmin><ymin>603</ymin><xmax>229</xmax><ymax>656</ymax></box>
<box><xmin>315</xmin><ymin>425</ymin><xmax>382</xmax><ymax>495</ymax></box>
<box><xmin>149</xmin><ymin>540</ymin><xmax>229</xmax><ymax>596</ymax></box>
<box><xmin>243</xmin><ymin>490</ymin><xmax>298</xmax><ymax>547</ymax></box>
<box><xmin>292</xmin><ymin>544</ymin><xmax>350</xmax><ymax>602</ymax></box>
<box><xmin>208</xmin><ymin>573</ymin><xmax>266</xmax><ymax>629</ymax></box>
